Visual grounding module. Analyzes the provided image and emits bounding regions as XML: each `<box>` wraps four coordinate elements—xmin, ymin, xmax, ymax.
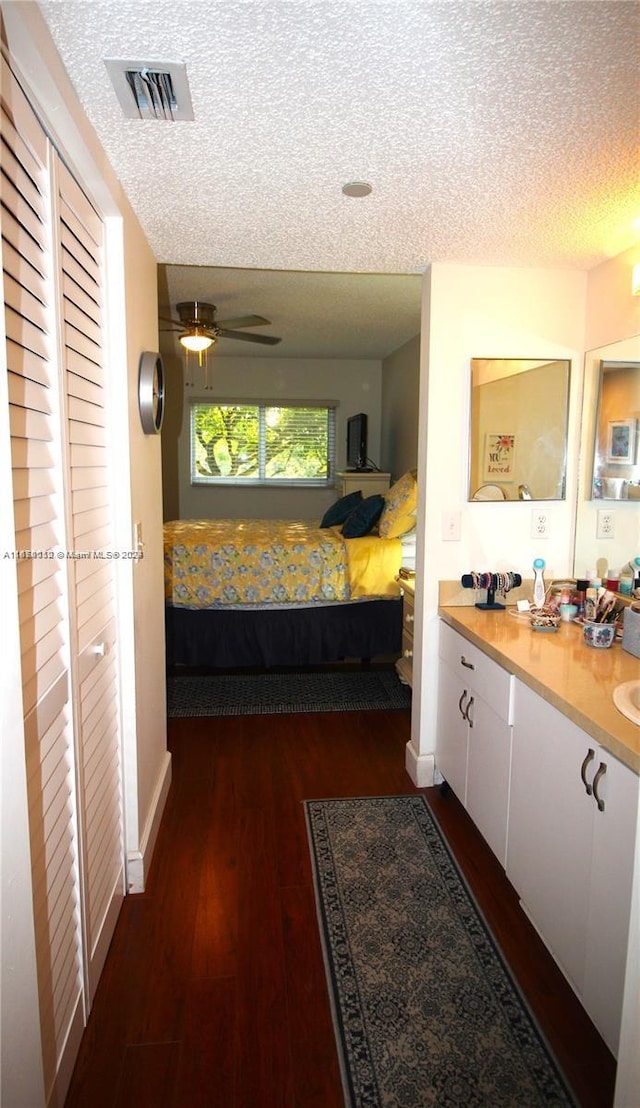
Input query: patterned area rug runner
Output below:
<box><xmin>305</xmin><ymin>795</ymin><xmax>578</xmax><ymax>1108</ymax></box>
<box><xmin>167</xmin><ymin>669</ymin><xmax>411</xmax><ymax>717</ymax></box>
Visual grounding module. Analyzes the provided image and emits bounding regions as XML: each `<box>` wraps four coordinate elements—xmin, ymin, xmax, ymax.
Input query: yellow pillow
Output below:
<box><xmin>379</xmin><ymin>470</ymin><xmax>417</xmax><ymax>538</ymax></box>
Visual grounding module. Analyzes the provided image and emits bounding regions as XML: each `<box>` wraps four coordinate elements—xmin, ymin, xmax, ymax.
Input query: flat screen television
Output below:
<box><xmin>346</xmin><ymin>412</ymin><xmax>368</xmax><ymax>471</ymax></box>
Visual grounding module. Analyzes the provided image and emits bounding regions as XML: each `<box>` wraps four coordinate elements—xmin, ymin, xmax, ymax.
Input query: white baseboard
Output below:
<box><xmin>126</xmin><ymin>750</ymin><xmax>172</xmax><ymax>893</ymax></box>
<box><xmin>405</xmin><ymin>741</ymin><xmax>435</xmax><ymax>787</ymax></box>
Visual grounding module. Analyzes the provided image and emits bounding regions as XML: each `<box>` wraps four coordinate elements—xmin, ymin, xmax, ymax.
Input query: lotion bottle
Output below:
<box><xmin>621</xmin><ymin>558</ymin><xmax>640</xmax><ymax>598</ymax></box>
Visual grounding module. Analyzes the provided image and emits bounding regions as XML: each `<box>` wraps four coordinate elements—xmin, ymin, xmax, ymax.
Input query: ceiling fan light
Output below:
<box><xmin>180</xmin><ymin>331</ymin><xmax>215</xmax><ymax>353</ymax></box>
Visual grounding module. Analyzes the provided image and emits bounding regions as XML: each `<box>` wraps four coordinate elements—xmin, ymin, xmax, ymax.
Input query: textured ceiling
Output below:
<box><xmin>36</xmin><ymin>0</ymin><xmax>640</xmax><ymax>357</ymax></box>
<box><xmin>157</xmin><ymin>265</ymin><xmax>422</xmax><ymax>359</ymax></box>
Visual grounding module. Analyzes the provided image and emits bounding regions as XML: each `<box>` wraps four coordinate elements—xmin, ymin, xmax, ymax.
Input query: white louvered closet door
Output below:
<box><xmin>57</xmin><ymin>161</ymin><xmax>125</xmax><ymax>999</ymax></box>
<box><xmin>2</xmin><ymin>55</ymin><xmax>124</xmax><ymax>1101</ymax></box>
<box><xmin>2</xmin><ymin>59</ymin><xmax>85</xmax><ymax>1098</ymax></box>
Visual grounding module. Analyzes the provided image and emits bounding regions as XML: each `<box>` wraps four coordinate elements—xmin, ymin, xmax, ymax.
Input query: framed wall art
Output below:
<box><xmin>606</xmin><ymin>419</ymin><xmax>637</xmax><ymax>464</ymax></box>
<box><xmin>483</xmin><ymin>433</ymin><xmax>516</xmax><ymax>480</ymax></box>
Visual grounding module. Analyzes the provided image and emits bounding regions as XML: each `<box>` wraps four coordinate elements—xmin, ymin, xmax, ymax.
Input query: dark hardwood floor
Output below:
<box><xmin>64</xmin><ymin>701</ymin><xmax>616</xmax><ymax>1108</ymax></box>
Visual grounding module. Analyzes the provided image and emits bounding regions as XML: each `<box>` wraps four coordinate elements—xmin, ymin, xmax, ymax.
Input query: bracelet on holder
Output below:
<box><xmin>461</xmin><ymin>571</ymin><xmax>522</xmax><ymax>611</ymax></box>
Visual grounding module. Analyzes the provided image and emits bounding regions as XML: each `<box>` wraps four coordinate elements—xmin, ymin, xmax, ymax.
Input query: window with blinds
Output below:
<box><xmin>190</xmin><ymin>400</ymin><xmax>336</xmax><ymax>486</ymax></box>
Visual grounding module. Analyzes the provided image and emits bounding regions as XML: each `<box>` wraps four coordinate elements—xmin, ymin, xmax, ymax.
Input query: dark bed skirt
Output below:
<box><xmin>165</xmin><ymin>599</ymin><xmax>403</xmax><ymax>669</ymax></box>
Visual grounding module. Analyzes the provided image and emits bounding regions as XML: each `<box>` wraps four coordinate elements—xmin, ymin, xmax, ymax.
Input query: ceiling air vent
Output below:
<box><xmin>104</xmin><ymin>58</ymin><xmax>194</xmax><ymax>121</ymax></box>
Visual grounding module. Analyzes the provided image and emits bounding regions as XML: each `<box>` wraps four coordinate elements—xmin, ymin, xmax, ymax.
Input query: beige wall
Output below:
<box><xmin>409</xmin><ymin>263</ymin><xmax>588</xmax><ymax>782</ymax></box>
<box><xmin>121</xmin><ymin>221</ymin><xmax>169</xmax><ymax>868</ymax></box>
<box><xmin>585</xmin><ymin>244</ymin><xmax>640</xmax><ymax>351</ymax></box>
<box><xmin>381</xmin><ymin>333</ymin><xmax>420</xmax><ymax>480</ymax></box>
<box><xmin>163</xmin><ymin>354</ymin><xmax>384</xmax><ymax>521</ymax></box>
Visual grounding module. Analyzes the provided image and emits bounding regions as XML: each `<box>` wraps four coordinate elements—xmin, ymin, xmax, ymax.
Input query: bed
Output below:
<box><xmin>164</xmin><ymin>472</ymin><xmax>417</xmax><ymax>670</ymax></box>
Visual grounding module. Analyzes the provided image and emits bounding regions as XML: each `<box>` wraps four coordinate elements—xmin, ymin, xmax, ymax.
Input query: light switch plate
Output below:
<box><xmin>441</xmin><ymin>511</ymin><xmax>461</xmax><ymax>541</ymax></box>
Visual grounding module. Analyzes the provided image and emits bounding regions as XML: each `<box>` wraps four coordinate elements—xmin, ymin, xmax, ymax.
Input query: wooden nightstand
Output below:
<box><xmin>336</xmin><ymin>471</ymin><xmax>391</xmax><ymax>498</ymax></box>
<box><xmin>395</xmin><ymin>577</ymin><xmax>415</xmax><ymax>687</ymax></box>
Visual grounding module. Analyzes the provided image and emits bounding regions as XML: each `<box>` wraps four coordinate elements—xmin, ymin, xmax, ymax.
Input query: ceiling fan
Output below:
<box><xmin>159</xmin><ymin>301</ymin><xmax>282</xmax><ymax>352</ymax></box>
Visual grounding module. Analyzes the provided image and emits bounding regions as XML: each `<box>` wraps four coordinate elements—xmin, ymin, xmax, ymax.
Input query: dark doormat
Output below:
<box><xmin>167</xmin><ymin>668</ymin><xmax>411</xmax><ymax>718</ymax></box>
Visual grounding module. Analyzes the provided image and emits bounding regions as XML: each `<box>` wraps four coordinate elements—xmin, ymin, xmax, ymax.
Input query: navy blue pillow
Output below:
<box><xmin>341</xmin><ymin>494</ymin><xmax>386</xmax><ymax>538</ymax></box>
<box><xmin>320</xmin><ymin>490</ymin><xmax>363</xmax><ymax>528</ymax></box>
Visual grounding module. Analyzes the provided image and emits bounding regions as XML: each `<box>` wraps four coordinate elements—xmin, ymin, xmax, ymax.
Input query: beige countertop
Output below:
<box><xmin>438</xmin><ymin>604</ymin><xmax>640</xmax><ymax>774</ymax></box>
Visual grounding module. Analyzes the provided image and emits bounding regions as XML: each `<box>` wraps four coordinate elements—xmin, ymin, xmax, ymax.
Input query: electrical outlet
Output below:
<box><xmin>596</xmin><ymin>509</ymin><xmax>615</xmax><ymax>539</ymax></box>
<box><xmin>530</xmin><ymin>510</ymin><xmax>550</xmax><ymax>539</ymax></box>
<box><xmin>441</xmin><ymin>511</ymin><xmax>461</xmax><ymax>541</ymax></box>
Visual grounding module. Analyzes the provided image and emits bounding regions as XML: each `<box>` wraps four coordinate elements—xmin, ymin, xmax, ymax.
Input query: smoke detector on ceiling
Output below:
<box><xmin>104</xmin><ymin>58</ymin><xmax>194</xmax><ymax>121</ymax></box>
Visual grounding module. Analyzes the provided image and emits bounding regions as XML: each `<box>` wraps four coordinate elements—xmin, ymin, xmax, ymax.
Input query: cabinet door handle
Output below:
<box><xmin>592</xmin><ymin>762</ymin><xmax>607</xmax><ymax>812</ymax></box>
<box><xmin>461</xmin><ymin>655</ymin><xmax>475</xmax><ymax>670</ymax></box>
<box><xmin>580</xmin><ymin>748</ymin><xmax>595</xmax><ymax>795</ymax></box>
<box><xmin>466</xmin><ymin>696</ymin><xmax>474</xmax><ymax>728</ymax></box>
<box><xmin>458</xmin><ymin>690</ymin><xmax>468</xmax><ymax>719</ymax></box>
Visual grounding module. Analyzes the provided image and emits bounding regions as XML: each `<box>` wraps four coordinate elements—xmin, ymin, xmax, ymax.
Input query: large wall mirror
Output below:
<box><xmin>469</xmin><ymin>358</ymin><xmax>570</xmax><ymax>501</ymax></box>
<box><xmin>574</xmin><ymin>336</ymin><xmax>640</xmax><ymax>580</ymax></box>
<box><xmin>590</xmin><ymin>360</ymin><xmax>640</xmax><ymax>500</ymax></box>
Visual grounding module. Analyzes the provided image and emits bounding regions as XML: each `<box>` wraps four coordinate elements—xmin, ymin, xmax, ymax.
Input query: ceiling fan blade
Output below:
<box><xmin>217</xmin><ymin>328</ymin><xmax>282</xmax><ymax>345</ymax></box>
<box><xmin>159</xmin><ymin>314</ymin><xmax>182</xmax><ymax>326</ymax></box>
<box><xmin>215</xmin><ymin>314</ymin><xmax>271</xmax><ymax>330</ymax></box>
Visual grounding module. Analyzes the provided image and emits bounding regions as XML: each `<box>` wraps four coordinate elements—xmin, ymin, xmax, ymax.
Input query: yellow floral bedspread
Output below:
<box><xmin>163</xmin><ymin>519</ymin><xmax>401</xmax><ymax>608</ymax></box>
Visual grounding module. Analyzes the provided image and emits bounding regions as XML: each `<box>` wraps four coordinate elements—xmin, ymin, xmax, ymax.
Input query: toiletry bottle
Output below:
<box><xmin>623</xmin><ymin>558</ymin><xmax>639</xmax><ymax>598</ymax></box>
<box><xmin>619</xmin><ymin>563</ymin><xmax>634</xmax><ymax>597</ymax></box>
<box><xmin>574</xmin><ymin>579</ymin><xmax>588</xmax><ymax>618</ymax></box>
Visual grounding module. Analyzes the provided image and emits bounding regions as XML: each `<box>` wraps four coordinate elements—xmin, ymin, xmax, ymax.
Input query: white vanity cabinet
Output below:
<box><xmin>506</xmin><ymin>680</ymin><xmax>639</xmax><ymax>1055</ymax></box>
<box><xmin>436</xmin><ymin>622</ymin><xmax>514</xmax><ymax>866</ymax></box>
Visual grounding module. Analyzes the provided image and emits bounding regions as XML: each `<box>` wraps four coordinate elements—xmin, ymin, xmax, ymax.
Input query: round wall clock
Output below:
<box><xmin>138</xmin><ymin>351</ymin><xmax>165</xmax><ymax>434</ymax></box>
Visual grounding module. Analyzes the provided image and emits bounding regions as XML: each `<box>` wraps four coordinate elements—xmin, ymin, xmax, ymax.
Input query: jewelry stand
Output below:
<box><xmin>461</xmin><ymin>572</ymin><xmax>522</xmax><ymax>611</ymax></box>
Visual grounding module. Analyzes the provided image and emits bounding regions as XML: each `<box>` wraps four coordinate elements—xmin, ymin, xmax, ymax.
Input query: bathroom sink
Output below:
<box><xmin>613</xmin><ymin>681</ymin><xmax>640</xmax><ymax>726</ymax></box>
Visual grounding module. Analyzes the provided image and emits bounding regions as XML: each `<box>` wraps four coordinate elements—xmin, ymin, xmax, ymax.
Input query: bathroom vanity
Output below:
<box><xmin>436</xmin><ymin>605</ymin><xmax>639</xmax><ymax>1058</ymax></box>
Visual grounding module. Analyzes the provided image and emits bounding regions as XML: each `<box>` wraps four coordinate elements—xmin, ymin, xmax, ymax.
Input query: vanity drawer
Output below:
<box><xmin>439</xmin><ymin>621</ymin><xmax>514</xmax><ymax>723</ymax></box>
